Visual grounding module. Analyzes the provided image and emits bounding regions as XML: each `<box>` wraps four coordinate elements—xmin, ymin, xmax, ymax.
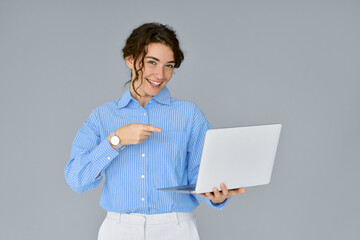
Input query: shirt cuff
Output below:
<box><xmin>208</xmin><ymin>197</ymin><xmax>231</xmax><ymax>210</ymax></box>
<box><xmin>89</xmin><ymin>137</ymin><xmax>120</xmax><ymax>172</ymax></box>
<box><xmin>194</xmin><ymin>194</ymin><xmax>231</xmax><ymax>210</ymax></box>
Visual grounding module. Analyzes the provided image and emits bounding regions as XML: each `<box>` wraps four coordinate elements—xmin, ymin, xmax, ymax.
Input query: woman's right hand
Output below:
<box><xmin>108</xmin><ymin>123</ymin><xmax>162</xmax><ymax>149</ymax></box>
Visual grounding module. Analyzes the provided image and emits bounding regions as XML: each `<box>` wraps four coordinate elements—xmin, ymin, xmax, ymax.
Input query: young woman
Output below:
<box><xmin>65</xmin><ymin>22</ymin><xmax>245</xmax><ymax>240</ymax></box>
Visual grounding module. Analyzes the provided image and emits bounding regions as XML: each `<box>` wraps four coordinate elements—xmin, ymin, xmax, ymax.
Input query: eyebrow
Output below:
<box><xmin>145</xmin><ymin>56</ymin><xmax>175</xmax><ymax>64</ymax></box>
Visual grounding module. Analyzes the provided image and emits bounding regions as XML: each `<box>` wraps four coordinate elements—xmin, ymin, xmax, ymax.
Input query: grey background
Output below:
<box><xmin>1</xmin><ymin>0</ymin><xmax>359</xmax><ymax>239</ymax></box>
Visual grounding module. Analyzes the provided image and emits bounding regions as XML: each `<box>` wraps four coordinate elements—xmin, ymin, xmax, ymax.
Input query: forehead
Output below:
<box><xmin>146</xmin><ymin>43</ymin><xmax>174</xmax><ymax>62</ymax></box>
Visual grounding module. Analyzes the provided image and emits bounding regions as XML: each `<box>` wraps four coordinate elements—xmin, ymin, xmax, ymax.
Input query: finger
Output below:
<box><xmin>229</xmin><ymin>188</ymin><xmax>246</xmax><ymax>196</ymax></box>
<box><xmin>227</xmin><ymin>190</ymin><xmax>236</xmax><ymax>197</ymax></box>
<box><xmin>195</xmin><ymin>193</ymin><xmax>207</xmax><ymax>198</ymax></box>
<box><xmin>142</xmin><ymin>130</ymin><xmax>153</xmax><ymax>136</ymax></box>
<box><xmin>136</xmin><ymin>136</ymin><xmax>149</xmax><ymax>144</ymax></box>
<box><xmin>213</xmin><ymin>187</ymin><xmax>221</xmax><ymax>198</ymax></box>
<box><xmin>143</xmin><ymin>125</ymin><xmax>162</xmax><ymax>133</ymax></box>
<box><xmin>140</xmin><ymin>135</ymin><xmax>150</xmax><ymax>140</ymax></box>
<box><xmin>139</xmin><ymin>137</ymin><xmax>148</xmax><ymax>142</ymax></box>
<box><xmin>220</xmin><ymin>183</ymin><xmax>229</xmax><ymax>196</ymax></box>
<box><xmin>237</xmin><ymin>188</ymin><xmax>246</xmax><ymax>194</ymax></box>
<box><xmin>205</xmin><ymin>192</ymin><xmax>214</xmax><ymax>199</ymax></box>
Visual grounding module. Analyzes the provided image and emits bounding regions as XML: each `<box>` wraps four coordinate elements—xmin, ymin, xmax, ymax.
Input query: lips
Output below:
<box><xmin>146</xmin><ymin>78</ymin><xmax>162</xmax><ymax>88</ymax></box>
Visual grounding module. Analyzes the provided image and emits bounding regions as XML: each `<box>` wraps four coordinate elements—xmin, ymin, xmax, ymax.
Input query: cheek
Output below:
<box><xmin>142</xmin><ymin>67</ymin><xmax>153</xmax><ymax>78</ymax></box>
<box><xmin>165</xmin><ymin>70</ymin><xmax>174</xmax><ymax>80</ymax></box>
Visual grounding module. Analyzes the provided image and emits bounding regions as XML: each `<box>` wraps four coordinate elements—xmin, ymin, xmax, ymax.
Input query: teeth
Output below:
<box><xmin>148</xmin><ymin>79</ymin><xmax>161</xmax><ymax>86</ymax></box>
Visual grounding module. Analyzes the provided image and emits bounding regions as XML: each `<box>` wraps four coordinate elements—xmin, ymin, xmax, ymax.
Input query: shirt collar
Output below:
<box><xmin>153</xmin><ymin>86</ymin><xmax>171</xmax><ymax>105</ymax></box>
<box><xmin>114</xmin><ymin>89</ymin><xmax>133</xmax><ymax>109</ymax></box>
<box><xmin>114</xmin><ymin>86</ymin><xmax>171</xmax><ymax>109</ymax></box>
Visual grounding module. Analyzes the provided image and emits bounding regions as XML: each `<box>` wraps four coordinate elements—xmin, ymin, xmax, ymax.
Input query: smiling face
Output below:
<box><xmin>126</xmin><ymin>43</ymin><xmax>175</xmax><ymax>107</ymax></box>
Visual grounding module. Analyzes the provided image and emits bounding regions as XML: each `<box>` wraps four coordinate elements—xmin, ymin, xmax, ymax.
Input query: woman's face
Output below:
<box><xmin>127</xmin><ymin>42</ymin><xmax>175</xmax><ymax>104</ymax></box>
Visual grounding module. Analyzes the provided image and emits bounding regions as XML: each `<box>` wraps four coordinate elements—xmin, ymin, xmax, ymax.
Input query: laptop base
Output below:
<box><xmin>157</xmin><ymin>184</ymin><xmax>196</xmax><ymax>193</ymax></box>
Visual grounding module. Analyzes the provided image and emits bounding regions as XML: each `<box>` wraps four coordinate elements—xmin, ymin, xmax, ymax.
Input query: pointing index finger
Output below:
<box><xmin>144</xmin><ymin>125</ymin><xmax>162</xmax><ymax>133</ymax></box>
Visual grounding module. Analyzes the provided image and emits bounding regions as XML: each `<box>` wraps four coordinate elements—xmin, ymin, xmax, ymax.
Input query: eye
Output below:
<box><xmin>166</xmin><ymin>64</ymin><xmax>174</xmax><ymax>69</ymax></box>
<box><xmin>148</xmin><ymin>60</ymin><xmax>156</xmax><ymax>65</ymax></box>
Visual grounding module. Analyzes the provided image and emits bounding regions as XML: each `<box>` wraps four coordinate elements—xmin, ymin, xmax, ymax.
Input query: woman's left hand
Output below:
<box><xmin>195</xmin><ymin>183</ymin><xmax>246</xmax><ymax>204</ymax></box>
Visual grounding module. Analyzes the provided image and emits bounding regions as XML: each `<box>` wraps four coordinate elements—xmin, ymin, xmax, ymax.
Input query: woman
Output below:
<box><xmin>65</xmin><ymin>22</ymin><xmax>245</xmax><ymax>240</ymax></box>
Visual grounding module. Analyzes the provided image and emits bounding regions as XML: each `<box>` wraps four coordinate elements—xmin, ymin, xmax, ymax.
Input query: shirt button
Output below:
<box><xmin>142</xmin><ymin>153</ymin><xmax>145</xmax><ymax>157</ymax></box>
<box><xmin>141</xmin><ymin>198</ymin><xmax>145</xmax><ymax>201</ymax></box>
<box><xmin>149</xmin><ymin>101</ymin><xmax>152</xmax><ymax>103</ymax></box>
<box><xmin>141</xmin><ymin>175</ymin><xmax>145</xmax><ymax>179</ymax></box>
<box><xmin>107</xmin><ymin>156</ymin><xmax>110</xmax><ymax>160</ymax></box>
<box><xmin>143</xmin><ymin>113</ymin><xmax>146</xmax><ymax>116</ymax></box>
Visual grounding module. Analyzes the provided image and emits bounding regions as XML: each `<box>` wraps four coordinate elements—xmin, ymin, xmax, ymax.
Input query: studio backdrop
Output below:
<box><xmin>0</xmin><ymin>0</ymin><xmax>359</xmax><ymax>239</ymax></box>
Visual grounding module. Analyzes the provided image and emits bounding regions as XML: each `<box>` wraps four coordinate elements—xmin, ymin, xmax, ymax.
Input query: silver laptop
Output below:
<box><xmin>157</xmin><ymin>124</ymin><xmax>282</xmax><ymax>194</ymax></box>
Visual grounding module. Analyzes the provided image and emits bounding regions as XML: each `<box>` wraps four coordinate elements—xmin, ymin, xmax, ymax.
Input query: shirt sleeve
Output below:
<box><xmin>64</xmin><ymin>108</ymin><xmax>120</xmax><ymax>193</ymax></box>
<box><xmin>187</xmin><ymin>104</ymin><xmax>231</xmax><ymax>210</ymax></box>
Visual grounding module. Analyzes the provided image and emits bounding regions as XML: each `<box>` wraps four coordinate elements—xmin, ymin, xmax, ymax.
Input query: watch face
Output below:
<box><xmin>111</xmin><ymin>136</ymin><xmax>120</xmax><ymax>145</ymax></box>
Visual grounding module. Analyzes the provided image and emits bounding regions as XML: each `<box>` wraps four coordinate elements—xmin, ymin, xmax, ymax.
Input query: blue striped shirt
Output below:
<box><xmin>65</xmin><ymin>87</ymin><xmax>228</xmax><ymax>214</ymax></box>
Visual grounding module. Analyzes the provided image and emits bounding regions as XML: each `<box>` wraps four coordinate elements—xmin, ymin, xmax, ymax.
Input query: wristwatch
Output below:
<box><xmin>110</xmin><ymin>132</ymin><xmax>125</xmax><ymax>150</ymax></box>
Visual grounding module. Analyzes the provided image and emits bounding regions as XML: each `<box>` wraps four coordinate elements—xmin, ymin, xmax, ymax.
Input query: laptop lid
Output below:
<box><xmin>194</xmin><ymin>124</ymin><xmax>281</xmax><ymax>193</ymax></box>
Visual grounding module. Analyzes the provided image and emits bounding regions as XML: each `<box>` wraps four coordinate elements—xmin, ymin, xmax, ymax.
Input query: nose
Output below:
<box><xmin>154</xmin><ymin>66</ymin><xmax>165</xmax><ymax>80</ymax></box>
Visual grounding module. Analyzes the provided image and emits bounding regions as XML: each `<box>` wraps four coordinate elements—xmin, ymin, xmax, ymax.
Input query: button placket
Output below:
<box><xmin>140</xmin><ymin>145</ymin><xmax>147</xmax><ymax>204</ymax></box>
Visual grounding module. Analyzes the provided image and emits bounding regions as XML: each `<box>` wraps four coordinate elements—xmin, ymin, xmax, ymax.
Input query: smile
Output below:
<box><xmin>146</xmin><ymin>78</ymin><xmax>162</xmax><ymax>87</ymax></box>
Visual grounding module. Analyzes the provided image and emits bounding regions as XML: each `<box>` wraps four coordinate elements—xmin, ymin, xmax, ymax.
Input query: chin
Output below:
<box><xmin>147</xmin><ymin>89</ymin><xmax>162</xmax><ymax>96</ymax></box>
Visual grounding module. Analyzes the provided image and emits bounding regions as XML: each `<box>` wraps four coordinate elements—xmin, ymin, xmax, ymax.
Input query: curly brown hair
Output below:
<box><xmin>122</xmin><ymin>23</ymin><xmax>184</xmax><ymax>96</ymax></box>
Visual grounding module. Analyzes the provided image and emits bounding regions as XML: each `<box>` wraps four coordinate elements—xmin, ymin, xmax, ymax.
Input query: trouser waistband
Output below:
<box><xmin>106</xmin><ymin>211</ymin><xmax>194</xmax><ymax>225</ymax></box>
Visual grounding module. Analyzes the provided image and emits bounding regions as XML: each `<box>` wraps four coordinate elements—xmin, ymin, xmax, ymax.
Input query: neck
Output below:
<box><xmin>130</xmin><ymin>87</ymin><xmax>149</xmax><ymax>107</ymax></box>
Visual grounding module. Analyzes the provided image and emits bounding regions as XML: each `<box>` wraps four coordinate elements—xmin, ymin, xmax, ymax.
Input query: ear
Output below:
<box><xmin>125</xmin><ymin>56</ymin><xmax>134</xmax><ymax>69</ymax></box>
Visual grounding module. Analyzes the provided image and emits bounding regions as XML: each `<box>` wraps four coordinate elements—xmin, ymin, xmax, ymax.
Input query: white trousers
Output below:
<box><xmin>98</xmin><ymin>211</ymin><xmax>200</xmax><ymax>240</ymax></box>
